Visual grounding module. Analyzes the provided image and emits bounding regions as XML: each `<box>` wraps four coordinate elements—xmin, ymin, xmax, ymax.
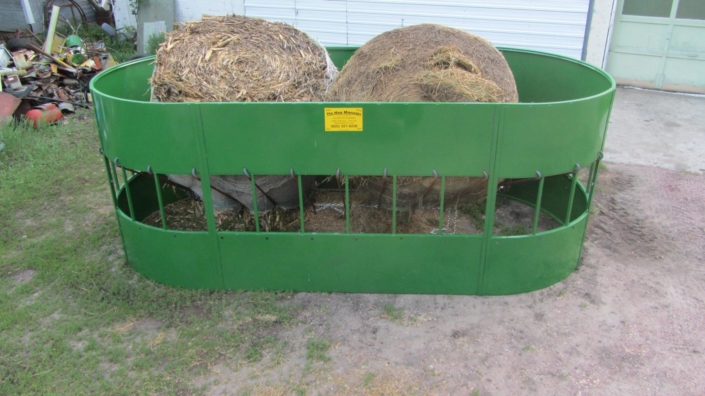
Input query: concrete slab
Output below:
<box><xmin>604</xmin><ymin>87</ymin><xmax>705</xmax><ymax>174</ymax></box>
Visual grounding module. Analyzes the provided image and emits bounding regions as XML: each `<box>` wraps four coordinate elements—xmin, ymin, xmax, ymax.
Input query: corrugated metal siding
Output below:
<box><xmin>244</xmin><ymin>0</ymin><xmax>590</xmax><ymax>58</ymax></box>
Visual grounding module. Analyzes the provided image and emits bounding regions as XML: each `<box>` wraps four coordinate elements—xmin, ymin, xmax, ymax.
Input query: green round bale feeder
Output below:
<box><xmin>91</xmin><ymin>47</ymin><xmax>615</xmax><ymax>295</ymax></box>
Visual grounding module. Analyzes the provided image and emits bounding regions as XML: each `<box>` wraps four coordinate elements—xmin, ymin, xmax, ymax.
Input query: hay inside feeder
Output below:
<box><xmin>150</xmin><ymin>15</ymin><xmax>336</xmax><ymax>214</ymax></box>
<box><xmin>151</xmin><ymin>15</ymin><xmax>336</xmax><ymax>103</ymax></box>
<box><xmin>327</xmin><ymin>24</ymin><xmax>518</xmax><ymax>211</ymax></box>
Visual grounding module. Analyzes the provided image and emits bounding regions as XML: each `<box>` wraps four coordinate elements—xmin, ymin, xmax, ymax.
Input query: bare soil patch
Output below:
<box><xmin>197</xmin><ymin>163</ymin><xmax>705</xmax><ymax>395</ymax></box>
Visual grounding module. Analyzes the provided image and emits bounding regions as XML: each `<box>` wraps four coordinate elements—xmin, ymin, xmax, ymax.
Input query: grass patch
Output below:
<box><xmin>146</xmin><ymin>32</ymin><xmax>166</xmax><ymax>55</ymax></box>
<box><xmin>0</xmin><ymin>114</ymin><xmax>296</xmax><ymax>394</ymax></box>
<box><xmin>306</xmin><ymin>337</ymin><xmax>331</xmax><ymax>362</ymax></box>
<box><xmin>498</xmin><ymin>224</ymin><xmax>528</xmax><ymax>236</ymax></box>
<box><xmin>382</xmin><ymin>303</ymin><xmax>404</xmax><ymax>322</ymax></box>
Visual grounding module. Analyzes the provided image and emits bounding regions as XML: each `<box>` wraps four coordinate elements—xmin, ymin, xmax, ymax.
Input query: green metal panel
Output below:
<box><xmin>220</xmin><ymin>234</ymin><xmax>482</xmax><ymax>294</ymax></box>
<box><xmin>119</xmin><ymin>216</ymin><xmax>224</xmax><ymax>289</ymax></box>
<box><xmin>497</xmin><ymin>99</ymin><xmax>611</xmax><ymax>178</ymax></box>
<box><xmin>327</xmin><ymin>46</ymin><xmax>356</xmax><ymax>69</ymax></box>
<box><xmin>482</xmin><ymin>215</ymin><xmax>588</xmax><ymax>295</ymax></box>
<box><xmin>502</xmin><ymin>50</ymin><xmax>613</xmax><ymax>103</ymax></box>
<box><xmin>91</xmin><ymin>47</ymin><xmax>616</xmax><ymax>295</ymax></box>
<box><xmin>200</xmin><ymin>102</ymin><xmax>496</xmax><ymax>177</ymax></box>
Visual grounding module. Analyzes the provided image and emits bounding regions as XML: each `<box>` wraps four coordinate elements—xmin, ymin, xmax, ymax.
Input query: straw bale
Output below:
<box><xmin>328</xmin><ymin>24</ymin><xmax>517</xmax><ymax>207</ymax></box>
<box><xmin>151</xmin><ymin>15</ymin><xmax>335</xmax><ymax>102</ymax></box>
<box><xmin>327</xmin><ymin>24</ymin><xmax>517</xmax><ymax>102</ymax></box>
<box><xmin>151</xmin><ymin>15</ymin><xmax>335</xmax><ymax>213</ymax></box>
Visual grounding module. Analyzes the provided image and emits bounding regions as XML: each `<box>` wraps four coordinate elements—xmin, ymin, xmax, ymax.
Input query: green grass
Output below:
<box><xmin>305</xmin><ymin>337</ymin><xmax>331</xmax><ymax>362</ymax></box>
<box><xmin>0</xmin><ymin>114</ymin><xmax>296</xmax><ymax>394</ymax></box>
<box><xmin>146</xmin><ymin>32</ymin><xmax>166</xmax><ymax>55</ymax></box>
<box><xmin>382</xmin><ymin>303</ymin><xmax>404</xmax><ymax>322</ymax></box>
<box><xmin>498</xmin><ymin>224</ymin><xmax>528</xmax><ymax>236</ymax></box>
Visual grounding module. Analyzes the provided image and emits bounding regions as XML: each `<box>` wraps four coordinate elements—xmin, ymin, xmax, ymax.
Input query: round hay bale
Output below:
<box><xmin>327</xmin><ymin>24</ymin><xmax>517</xmax><ymax>103</ymax></box>
<box><xmin>152</xmin><ymin>15</ymin><xmax>336</xmax><ymax>102</ymax></box>
<box><xmin>151</xmin><ymin>15</ymin><xmax>336</xmax><ymax>213</ymax></box>
<box><xmin>328</xmin><ymin>24</ymin><xmax>518</xmax><ymax>207</ymax></box>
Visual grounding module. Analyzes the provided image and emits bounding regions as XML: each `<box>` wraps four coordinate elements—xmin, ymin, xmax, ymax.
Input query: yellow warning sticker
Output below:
<box><xmin>324</xmin><ymin>108</ymin><xmax>363</xmax><ymax>132</ymax></box>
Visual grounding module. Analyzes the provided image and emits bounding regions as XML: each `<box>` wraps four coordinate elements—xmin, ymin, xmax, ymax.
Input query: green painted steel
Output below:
<box><xmin>91</xmin><ymin>47</ymin><xmax>615</xmax><ymax>295</ymax></box>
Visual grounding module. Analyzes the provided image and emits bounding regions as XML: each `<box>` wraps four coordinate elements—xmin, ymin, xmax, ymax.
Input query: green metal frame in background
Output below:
<box><xmin>91</xmin><ymin>47</ymin><xmax>615</xmax><ymax>295</ymax></box>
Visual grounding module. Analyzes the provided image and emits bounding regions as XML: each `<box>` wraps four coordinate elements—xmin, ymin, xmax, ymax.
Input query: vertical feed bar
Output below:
<box><xmin>297</xmin><ymin>175</ymin><xmax>304</xmax><ymax>232</ymax></box>
<box><xmin>586</xmin><ymin>161</ymin><xmax>596</xmax><ymax>196</ymax></box>
<box><xmin>438</xmin><ymin>176</ymin><xmax>446</xmax><ymax>235</ymax></box>
<box><xmin>392</xmin><ymin>176</ymin><xmax>397</xmax><ymax>234</ymax></box>
<box><xmin>586</xmin><ymin>155</ymin><xmax>602</xmax><ymax>210</ymax></box>
<box><xmin>345</xmin><ymin>175</ymin><xmax>350</xmax><ymax>233</ymax></box>
<box><xmin>120</xmin><ymin>165</ymin><xmax>136</xmax><ymax>221</ymax></box>
<box><xmin>532</xmin><ymin>174</ymin><xmax>545</xmax><ymax>234</ymax></box>
<box><xmin>102</xmin><ymin>155</ymin><xmax>117</xmax><ymax>207</ymax></box>
<box><xmin>153</xmin><ymin>172</ymin><xmax>167</xmax><ymax>229</ymax></box>
<box><xmin>564</xmin><ymin>167</ymin><xmax>579</xmax><ymax>225</ymax></box>
<box><xmin>249</xmin><ymin>173</ymin><xmax>260</xmax><ymax>232</ymax></box>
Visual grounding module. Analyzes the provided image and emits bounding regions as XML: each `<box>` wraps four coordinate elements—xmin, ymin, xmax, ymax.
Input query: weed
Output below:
<box><xmin>245</xmin><ymin>346</ymin><xmax>262</xmax><ymax>362</ymax></box>
<box><xmin>382</xmin><ymin>303</ymin><xmax>404</xmax><ymax>322</ymax></box>
<box><xmin>362</xmin><ymin>372</ymin><xmax>376</xmax><ymax>387</ymax></box>
<box><xmin>498</xmin><ymin>224</ymin><xmax>528</xmax><ymax>236</ymax></box>
<box><xmin>460</xmin><ymin>200</ymin><xmax>486</xmax><ymax>230</ymax></box>
<box><xmin>306</xmin><ymin>337</ymin><xmax>331</xmax><ymax>362</ymax></box>
<box><xmin>146</xmin><ymin>32</ymin><xmax>166</xmax><ymax>55</ymax></box>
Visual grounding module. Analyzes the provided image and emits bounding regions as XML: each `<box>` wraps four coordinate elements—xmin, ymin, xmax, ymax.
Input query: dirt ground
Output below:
<box><xmin>190</xmin><ymin>162</ymin><xmax>705</xmax><ymax>395</ymax></box>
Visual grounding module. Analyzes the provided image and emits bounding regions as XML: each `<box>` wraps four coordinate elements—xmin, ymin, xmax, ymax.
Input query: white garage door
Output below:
<box><xmin>606</xmin><ymin>0</ymin><xmax>705</xmax><ymax>93</ymax></box>
<box><xmin>243</xmin><ymin>0</ymin><xmax>591</xmax><ymax>59</ymax></box>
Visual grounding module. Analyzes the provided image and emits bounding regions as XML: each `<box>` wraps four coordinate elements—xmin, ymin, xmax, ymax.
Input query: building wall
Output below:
<box><xmin>585</xmin><ymin>0</ymin><xmax>618</xmax><ymax>68</ymax></box>
<box><xmin>1</xmin><ymin>0</ymin><xmax>99</xmax><ymax>33</ymax></box>
<box><xmin>115</xmin><ymin>0</ymin><xmax>593</xmax><ymax>60</ymax></box>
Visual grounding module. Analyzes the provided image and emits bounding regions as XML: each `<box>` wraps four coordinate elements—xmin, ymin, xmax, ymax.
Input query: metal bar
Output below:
<box><xmin>298</xmin><ymin>174</ymin><xmax>305</xmax><ymax>233</ymax></box>
<box><xmin>120</xmin><ymin>163</ymin><xmax>136</xmax><ymax>221</ymax></box>
<box><xmin>532</xmin><ymin>172</ymin><xmax>544</xmax><ymax>234</ymax></box>
<box><xmin>438</xmin><ymin>175</ymin><xmax>446</xmax><ymax>235</ymax></box>
<box><xmin>249</xmin><ymin>172</ymin><xmax>260</xmax><ymax>232</ymax></box>
<box><xmin>392</xmin><ymin>175</ymin><xmax>397</xmax><ymax>235</ymax></box>
<box><xmin>109</xmin><ymin>159</ymin><xmax>120</xmax><ymax>190</ymax></box>
<box><xmin>586</xmin><ymin>161</ymin><xmax>596</xmax><ymax>196</ymax></box>
<box><xmin>586</xmin><ymin>154</ymin><xmax>603</xmax><ymax>210</ymax></box>
<box><xmin>153</xmin><ymin>171</ymin><xmax>167</xmax><ymax>230</ymax></box>
<box><xmin>345</xmin><ymin>175</ymin><xmax>350</xmax><ymax>233</ymax></box>
<box><xmin>564</xmin><ymin>165</ymin><xmax>580</xmax><ymax>225</ymax></box>
<box><xmin>102</xmin><ymin>155</ymin><xmax>117</xmax><ymax>207</ymax></box>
